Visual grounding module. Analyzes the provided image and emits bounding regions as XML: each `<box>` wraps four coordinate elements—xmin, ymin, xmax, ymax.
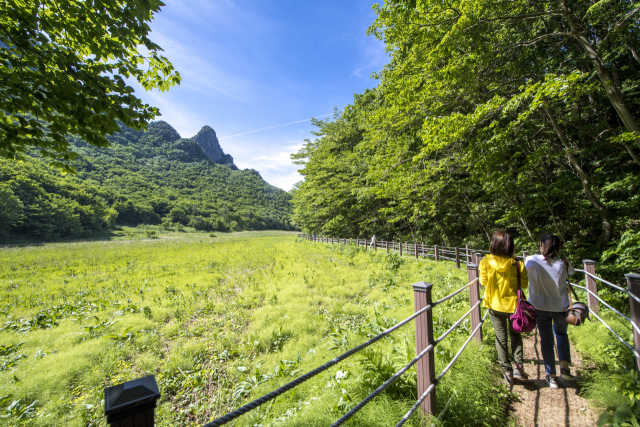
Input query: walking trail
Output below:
<box><xmin>507</xmin><ymin>329</ymin><xmax>600</xmax><ymax>427</ymax></box>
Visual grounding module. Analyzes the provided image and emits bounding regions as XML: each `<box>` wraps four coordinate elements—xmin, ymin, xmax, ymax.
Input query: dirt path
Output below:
<box><xmin>507</xmin><ymin>329</ymin><xmax>600</xmax><ymax>427</ymax></box>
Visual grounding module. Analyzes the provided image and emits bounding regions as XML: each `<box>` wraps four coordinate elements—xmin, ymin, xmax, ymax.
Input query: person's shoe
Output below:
<box><xmin>560</xmin><ymin>368</ymin><xmax>574</xmax><ymax>381</ymax></box>
<box><xmin>513</xmin><ymin>364</ymin><xmax>529</xmax><ymax>380</ymax></box>
<box><xmin>503</xmin><ymin>370</ymin><xmax>513</xmax><ymax>384</ymax></box>
<box><xmin>545</xmin><ymin>375</ymin><xmax>558</xmax><ymax>389</ymax></box>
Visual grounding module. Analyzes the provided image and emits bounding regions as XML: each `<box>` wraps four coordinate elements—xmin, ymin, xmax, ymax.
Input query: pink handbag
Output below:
<box><xmin>510</xmin><ymin>259</ymin><xmax>537</xmax><ymax>333</ymax></box>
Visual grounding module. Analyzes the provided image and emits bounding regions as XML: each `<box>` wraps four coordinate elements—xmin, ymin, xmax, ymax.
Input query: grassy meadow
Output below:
<box><xmin>0</xmin><ymin>230</ymin><xmax>509</xmax><ymax>426</ymax></box>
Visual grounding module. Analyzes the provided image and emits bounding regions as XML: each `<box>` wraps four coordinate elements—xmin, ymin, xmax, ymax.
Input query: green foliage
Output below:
<box><xmin>383</xmin><ymin>251</ymin><xmax>403</xmax><ymax>272</ymax></box>
<box><xmin>603</xmin><ymin>225</ymin><xmax>640</xmax><ymax>273</ymax></box>
<box><xmin>596</xmin><ymin>371</ymin><xmax>640</xmax><ymax>426</ymax></box>
<box><xmin>0</xmin><ymin>0</ymin><xmax>180</xmax><ymax>171</ymax></box>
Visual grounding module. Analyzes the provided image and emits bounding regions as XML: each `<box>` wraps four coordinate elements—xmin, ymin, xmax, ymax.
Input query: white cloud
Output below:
<box><xmin>233</xmin><ymin>142</ymin><xmax>305</xmax><ymax>190</ymax></box>
<box><xmin>260</xmin><ymin>170</ymin><xmax>303</xmax><ymax>192</ymax></box>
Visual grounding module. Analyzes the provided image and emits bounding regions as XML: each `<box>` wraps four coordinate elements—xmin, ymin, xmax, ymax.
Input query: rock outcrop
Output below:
<box><xmin>194</xmin><ymin>126</ymin><xmax>238</xmax><ymax>170</ymax></box>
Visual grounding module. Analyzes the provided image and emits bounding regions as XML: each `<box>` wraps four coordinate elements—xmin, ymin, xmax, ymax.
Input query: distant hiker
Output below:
<box><xmin>525</xmin><ymin>234</ymin><xmax>575</xmax><ymax>389</ymax></box>
<box><xmin>370</xmin><ymin>235</ymin><xmax>376</xmax><ymax>249</ymax></box>
<box><xmin>480</xmin><ymin>230</ymin><xmax>529</xmax><ymax>384</ymax></box>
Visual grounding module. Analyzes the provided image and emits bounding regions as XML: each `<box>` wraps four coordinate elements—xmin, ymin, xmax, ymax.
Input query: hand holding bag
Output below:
<box><xmin>510</xmin><ymin>259</ymin><xmax>537</xmax><ymax>333</ymax></box>
<box><xmin>563</xmin><ymin>259</ymin><xmax>589</xmax><ymax>326</ymax></box>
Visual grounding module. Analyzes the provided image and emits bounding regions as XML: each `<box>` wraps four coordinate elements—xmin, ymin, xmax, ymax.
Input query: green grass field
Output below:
<box><xmin>0</xmin><ymin>231</ymin><xmax>508</xmax><ymax>426</ymax></box>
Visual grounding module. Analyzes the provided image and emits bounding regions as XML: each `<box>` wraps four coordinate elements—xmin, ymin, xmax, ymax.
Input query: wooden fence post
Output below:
<box><xmin>455</xmin><ymin>247</ymin><xmax>460</xmax><ymax>269</ymax></box>
<box><xmin>413</xmin><ymin>281</ymin><xmax>436</xmax><ymax>416</ymax></box>
<box><xmin>583</xmin><ymin>260</ymin><xmax>600</xmax><ymax>316</ymax></box>
<box><xmin>104</xmin><ymin>376</ymin><xmax>160</xmax><ymax>427</ymax></box>
<box><xmin>474</xmin><ymin>252</ymin><xmax>482</xmax><ymax>265</ymax></box>
<box><xmin>626</xmin><ymin>274</ymin><xmax>640</xmax><ymax>370</ymax></box>
<box><xmin>399</xmin><ymin>241</ymin><xmax>402</xmax><ymax>257</ymax></box>
<box><xmin>434</xmin><ymin>245</ymin><xmax>439</xmax><ymax>262</ymax></box>
<box><xmin>466</xmin><ymin>264</ymin><xmax>482</xmax><ymax>342</ymax></box>
<box><xmin>466</xmin><ymin>245</ymin><xmax>470</xmax><ymax>263</ymax></box>
<box><xmin>385</xmin><ymin>241</ymin><xmax>388</xmax><ymax>251</ymax></box>
<box><xmin>415</xmin><ymin>242</ymin><xmax>418</xmax><ymax>259</ymax></box>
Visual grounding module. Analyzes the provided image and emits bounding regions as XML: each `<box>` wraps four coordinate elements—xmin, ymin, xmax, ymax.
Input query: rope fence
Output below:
<box><xmin>201</xmin><ymin>275</ymin><xmax>484</xmax><ymax>427</ymax></box>
<box><xmin>203</xmin><ymin>300</ymin><xmax>436</xmax><ymax>427</ymax></box>
<box><xmin>194</xmin><ymin>255</ymin><xmax>489</xmax><ymax>427</ymax></box>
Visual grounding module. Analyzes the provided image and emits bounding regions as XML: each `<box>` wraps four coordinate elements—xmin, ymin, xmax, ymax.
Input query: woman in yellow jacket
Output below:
<box><xmin>480</xmin><ymin>230</ymin><xmax>528</xmax><ymax>384</ymax></box>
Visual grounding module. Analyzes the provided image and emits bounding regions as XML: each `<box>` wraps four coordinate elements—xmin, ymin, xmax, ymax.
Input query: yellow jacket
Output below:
<box><xmin>479</xmin><ymin>255</ymin><xmax>528</xmax><ymax>313</ymax></box>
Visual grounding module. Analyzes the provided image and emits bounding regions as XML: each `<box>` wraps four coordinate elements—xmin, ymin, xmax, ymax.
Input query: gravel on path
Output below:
<box><xmin>506</xmin><ymin>329</ymin><xmax>600</xmax><ymax>427</ymax></box>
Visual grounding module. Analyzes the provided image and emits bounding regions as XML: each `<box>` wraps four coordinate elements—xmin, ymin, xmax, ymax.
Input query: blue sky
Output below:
<box><xmin>128</xmin><ymin>0</ymin><xmax>388</xmax><ymax>191</ymax></box>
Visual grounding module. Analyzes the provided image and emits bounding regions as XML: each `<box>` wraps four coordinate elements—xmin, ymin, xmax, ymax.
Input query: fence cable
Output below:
<box><xmin>434</xmin><ymin>298</ymin><xmax>483</xmax><ymax>344</ymax></box>
<box><xmin>571</xmin><ymin>283</ymin><xmax>640</xmax><ymax>343</ymax></box>
<box><xmin>590</xmin><ymin>310</ymin><xmax>640</xmax><ymax>359</ymax></box>
<box><xmin>571</xmin><ymin>283</ymin><xmax>640</xmax><ymax>359</ymax></box>
<box><xmin>328</xmin><ymin>342</ymin><xmax>434</xmax><ymax>427</ymax></box>
<box><xmin>434</xmin><ymin>278</ymin><xmax>478</xmax><ymax>306</ymax></box>
<box><xmin>575</xmin><ymin>269</ymin><xmax>638</xmax><ymax>303</ymax></box>
<box><xmin>202</xmin><ymin>303</ymin><xmax>433</xmax><ymax>427</ymax></box>
<box><xmin>329</xmin><ymin>297</ymin><xmax>484</xmax><ymax>426</ymax></box>
<box><xmin>570</xmin><ymin>283</ymin><xmax>635</xmax><ymax>325</ymax></box>
<box><xmin>395</xmin><ymin>310</ymin><xmax>489</xmax><ymax>427</ymax></box>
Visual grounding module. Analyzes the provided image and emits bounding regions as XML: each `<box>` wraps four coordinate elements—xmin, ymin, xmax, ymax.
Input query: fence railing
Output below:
<box><xmin>101</xmin><ymin>235</ymin><xmax>640</xmax><ymax>426</ymax></box>
<box><xmin>300</xmin><ymin>234</ymin><xmax>487</xmax><ymax>269</ymax></box>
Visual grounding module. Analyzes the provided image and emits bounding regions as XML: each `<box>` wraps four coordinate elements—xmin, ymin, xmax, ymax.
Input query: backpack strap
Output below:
<box><xmin>563</xmin><ymin>258</ymin><xmax>580</xmax><ymax>306</ymax></box>
<box><xmin>515</xmin><ymin>259</ymin><xmax>522</xmax><ymax>300</ymax></box>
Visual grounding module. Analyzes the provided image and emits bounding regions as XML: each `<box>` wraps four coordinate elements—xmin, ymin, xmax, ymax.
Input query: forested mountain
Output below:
<box><xmin>0</xmin><ymin>121</ymin><xmax>294</xmax><ymax>240</ymax></box>
<box><xmin>292</xmin><ymin>0</ymin><xmax>640</xmax><ymax>279</ymax></box>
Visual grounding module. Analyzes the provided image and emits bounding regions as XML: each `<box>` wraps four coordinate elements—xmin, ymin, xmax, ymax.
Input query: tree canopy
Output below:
<box><xmin>0</xmin><ymin>0</ymin><xmax>180</xmax><ymax>171</ymax></box>
<box><xmin>292</xmin><ymin>0</ymin><xmax>640</xmax><ymax>279</ymax></box>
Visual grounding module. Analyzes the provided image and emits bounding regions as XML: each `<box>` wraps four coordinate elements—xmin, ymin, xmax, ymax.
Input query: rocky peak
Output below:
<box><xmin>194</xmin><ymin>126</ymin><xmax>238</xmax><ymax>170</ymax></box>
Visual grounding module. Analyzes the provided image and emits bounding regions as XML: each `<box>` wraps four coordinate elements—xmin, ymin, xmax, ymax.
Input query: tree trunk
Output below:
<box><xmin>623</xmin><ymin>38</ymin><xmax>640</xmax><ymax>65</ymax></box>
<box><xmin>544</xmin><ymin>104</ymin><xmax>612</xmax><ymax>244</ymax></box>
<box><xmin>462</xmin><ymin>194</ymin><xmax>492</xmax><ymax>242</ymax></box>
<box><xmin>561</xmin><ymin>1</ymin><xmax>640</xmax><ymax>151</ymax></box>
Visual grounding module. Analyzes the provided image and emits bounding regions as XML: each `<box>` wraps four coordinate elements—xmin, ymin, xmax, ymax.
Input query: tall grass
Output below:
<box><xmin>0</xmin><ymin>231</ymin><xmax>507</xmax><ymax>426</ymax></box>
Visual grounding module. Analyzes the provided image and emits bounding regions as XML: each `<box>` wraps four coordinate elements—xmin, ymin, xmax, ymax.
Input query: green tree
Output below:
<box><xmin>0</xmin><ymin>184</ymin><xmax>24</xmax><ymax>236</ymax></box>
<box><xmin>0</xmin><ymin>0</ymin><xmax>181</xmax><ymax>170</ymax></box>
<box><xmin>169</xmin><ymin>207</ymin><xmax>188</xmax><ymax>225</ymax></box>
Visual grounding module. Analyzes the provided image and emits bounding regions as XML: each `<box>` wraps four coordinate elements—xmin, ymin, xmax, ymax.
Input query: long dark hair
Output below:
<box><xmin>489</xmin><ymin>230</ymin><xmax>514</xmax><ymax>257</ymax></box>
<box><xmin>540</xmin><ymin>234</ymin><xmax>561</xmax><ymax>259</ymax></box>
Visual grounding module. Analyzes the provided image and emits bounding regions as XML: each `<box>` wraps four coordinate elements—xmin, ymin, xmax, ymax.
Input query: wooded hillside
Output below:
<box><xmin>0</xmin><ymin>121</ymin><xmax>294</xmax><ymax>240</ymax></box>
<box><xmin>292</xmin><ymin>0</ymin><xmax>640</xmax><ymax>279</ymax></box>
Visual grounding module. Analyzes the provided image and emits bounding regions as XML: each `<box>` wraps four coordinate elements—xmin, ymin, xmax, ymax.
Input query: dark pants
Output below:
<box><xmin>536</xmin><ymin>310</ymin><xmax>571</xmax><ymax>376</ymax></box>
<box><xmin>489</xmin><ymin>309</ymin><xmax>523</xmax><ymax>372</ymax></box>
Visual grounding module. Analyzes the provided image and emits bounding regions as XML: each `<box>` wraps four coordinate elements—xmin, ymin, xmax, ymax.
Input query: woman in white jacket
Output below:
<box><xmin>525</xmin><ymin>234</ymin><xmax>574</xmax><ymax>389</ymax></box>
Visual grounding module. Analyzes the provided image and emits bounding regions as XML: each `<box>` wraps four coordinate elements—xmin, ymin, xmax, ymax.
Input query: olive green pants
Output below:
<box><xmin>489</xmin><ymin>309</ymin><xmax>523</xmax><ymax>372</ymax></box>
